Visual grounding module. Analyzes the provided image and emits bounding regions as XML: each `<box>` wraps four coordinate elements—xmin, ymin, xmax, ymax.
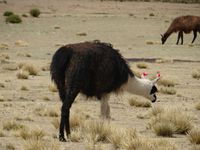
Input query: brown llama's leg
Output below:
<box><xmin>177</xmin><ymin>31</ymin><xmax>183</xmax><ymax>45</ymax></box>
<box><xmin>100</xmin><ymin>96</ymin><xmax>111</xmax><ymax>119</ymax></box>
<box><xmin>59</xmin><ymin>87</ymin><xmax>79</xmax><ymax>142</ymax></box>
<box><xmin>192</xmin><ymin>30</ymin><xmax>197</xmax><ymax>43</ymax></box>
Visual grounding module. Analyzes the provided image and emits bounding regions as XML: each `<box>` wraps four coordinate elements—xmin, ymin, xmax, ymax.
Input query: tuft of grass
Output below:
<box><xmin>44</xmin><ymin>108</ymin><xmax>59</xmax><ymax>117</ymax></box>
<box><xmin>150</xmin><ymin>108</ymin><xmax>192</xmax><ymax>136</ymax></box>
<box><xmin>42</xmin><ymin>96</ymin><xmax>50</xmax><ymax>101</ymax></box>
<box><xmin>83</xmin><ymin>120</ymin><xmax>112</xmax><ymax>143</ymax></box>
<box><xmin>136</xmin><ymin>62</ymin><xmax>148</xmax><ymax>69</ymax></box>
<box><xmin>29</xmin><ymin>8</ymin><xmax>41</xmax><ymax>17</ymax></box>
<box><xmin>69</xmin><ymin>129</ymin><xmax>82</xmax><ymax>142</ymax></box>
<box><xmin>158</xmin><ymin>79</ymin><xmax>176</xmax><ymax>87</ymax></box>
<box><xmin>22</xmin><ymin>64</ymin><xmax>39</xmax><ymax>76</ymax></box>
<box><xmin>0</xmin><ymin>130</ymin><xmax>5</xmax><ymax>137</ymax></box>
<box><xmin>149</xmin><ymin>13</ymin><xmax>155</xmax><ymax>16</ymax></box>
<box><xmin>188</xmin><ymin>128</ymin><xmax>200</xmax><ymax>144</ymax></box>
<box><xmin>20</xmin><ymin>85</ymin><xmax>29</xmax><ymax>91</ymax></box>
<box><xmin>149</xmin><ymin>106</ymin><xmax>164</xmax><ymax>117</ymax></box>
<box><xmin>3</xmin><ymin>11</ymin><xmax>14</xmax><ymax>16</ymax></box>
<box><xmin>70</xmin><ymin>114</ymin><xmax>84</xmax><ymax>129</ymax></box>
<box><xmin>6</xmin><ymin>14</ymin><xmax>22</xmax><ymax>23</ymax></box>
<box><xmin>3</xmin><ymin>121</ymin><xmax>25</xmax><ymax>131</ymax></box>
<box><xmin>48</xmin><ymin>83</ymin><xmax>58</xmax><ymax>92</ymax></box>
<box><xmin>17</xmin><ymin>71</ymin><xmax>29</xmax><ymax>79</ymax></box>
<box><xmin>146</xmin><ymin>41</ymin><xmax>154</xmax><ymax>45</ymax></box>
<box><xmin>195</xmin><ymin>103</ymin><xmax>200</xmax><ymax>110</ymax></box>
<box><xmin>129</xmin><ymin>97</ymin><xmax>151</xmax><ymax>107</ymax></box>
<box><xmin>159</xmin><ymin>86</ymin><xmax>176</xmax><ymax>95</ymax></box>
<box><xmin>192</xmin><ymin>70</ymin><xmax>200</xmax><ymax>80</ymax></box>
<box><xmin>152</xmin><ymin>122</ymin><xmax>174</xmax><ymax>137</ymax></box>
<box><xmin>76</xmin><ymin>32</ymin><xmax>87</xmax><ymax>36</ymax></box>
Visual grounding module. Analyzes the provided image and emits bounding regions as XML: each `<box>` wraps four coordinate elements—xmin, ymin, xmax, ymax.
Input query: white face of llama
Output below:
<box><xmin>140</xmin><ymin>72</ymin><xmax>160</xmax><ymax>103</ymax></box>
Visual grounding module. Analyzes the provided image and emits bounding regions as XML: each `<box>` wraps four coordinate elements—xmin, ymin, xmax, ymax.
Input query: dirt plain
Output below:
<box><xmin>0</xmin><ymin>0</ymin><xmax>200</xmax><ymax>150</ymax></box>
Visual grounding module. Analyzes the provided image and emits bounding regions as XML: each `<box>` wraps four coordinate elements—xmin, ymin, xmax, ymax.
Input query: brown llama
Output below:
<box><xmin>50</xmin><ymin>41</ymin><xmax>160</xmax><ymax>142</ymax></box>
<box><xmin>161</xmin><ymin>15</ymin><xmax>200</xmax><ymax>45</ymax></box>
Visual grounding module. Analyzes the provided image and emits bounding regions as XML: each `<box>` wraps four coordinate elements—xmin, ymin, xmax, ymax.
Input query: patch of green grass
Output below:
<box><xmin>29</xmin><ymin>8</ymin><xmax>41</xmax><ymax>17</ymax></box>
<box><xmin>3</xmin><ymin>11</ymin><xmax>14</xmax><ymax>16</ymax></box>
<box><xmin>6</xmin><ymin>14</ymin><xmax>22</xmax><ymax>23</ymax></box>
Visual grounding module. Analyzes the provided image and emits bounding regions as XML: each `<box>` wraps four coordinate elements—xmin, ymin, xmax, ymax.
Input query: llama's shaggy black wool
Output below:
<box><xmin>50</xmin><ymin>41</ymin><xmax>134</xmax><ymax>100</ymax></box>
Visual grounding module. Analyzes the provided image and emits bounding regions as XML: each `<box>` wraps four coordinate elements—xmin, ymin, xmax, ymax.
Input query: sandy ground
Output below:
<box><xmin>0</xmin><ymin>0</ymin><xmax>200</xmax><ymax>150</ymax></box>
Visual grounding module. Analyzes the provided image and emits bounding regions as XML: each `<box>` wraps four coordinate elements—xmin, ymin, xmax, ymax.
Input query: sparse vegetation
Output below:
<box><xmin>6</xmin><ymin>143</ymin><xmax>15</xmax><ymax>150</ymax></box>
<box><xmin>20</xmin><ymin>85</ymin><xmax>29</xmax><ymax>91</ymax></box>
<box><xmin>22</xmin><ymin>64</ymin><xmax>39</xmax><ymax>76</ymax></box>
<box><xmin>29</xmin><ymin>8</ymin><xmax>41</xmax><ymax>17</ymax></box>
<box><xmin>129</xmin><ymin>97</ymin><xmax>151</xmax><ymax>107</ymax></box>
<box><xmin>48</xmin><ymin>83</ymin><xmax>58</xmax><ymax>92</ymax></box>
<box><xmin>152</xmin><ymin>122</ymin><xmax>174</xmax><ymax>137</ymax></box>
<box><xmin>6</xmin><ymin>14</ymin><xmax>22</xmax><ymax>23</ymax></box>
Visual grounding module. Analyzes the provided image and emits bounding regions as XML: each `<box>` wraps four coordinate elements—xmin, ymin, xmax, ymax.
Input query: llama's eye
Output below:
<box><xmin>150</xmin><ymin>86</ymin><xmax>157</xmax><ymax>94</ymax></box>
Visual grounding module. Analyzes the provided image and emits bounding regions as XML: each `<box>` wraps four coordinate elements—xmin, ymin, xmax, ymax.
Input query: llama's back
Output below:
<box><xmin>50</xmin><ymin>41</ymin><xmax>134</xmax><ymax>99</ymax></box>
<box><xmin>169</xmin><ymin>15</ymin><xmax>200</xmax><ymax>33</ymax></box>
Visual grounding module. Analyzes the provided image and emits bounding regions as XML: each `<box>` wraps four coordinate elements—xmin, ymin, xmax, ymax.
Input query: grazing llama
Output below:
<box><xmin>50</xmin><ymin>41</ymin><xmax>160</xmax><ymax>142</ymax></box>
<box><xmin>161</xmin><ymin>15</ymin><xmax>200</xmax><ymax>44</ymax></box>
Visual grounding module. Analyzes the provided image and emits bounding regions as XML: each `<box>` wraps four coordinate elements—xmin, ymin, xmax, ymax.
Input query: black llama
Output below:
<box><xmin>50</xmin><ymin>41</ymin><xmax>160</xmax><ymax>142</ymax></box>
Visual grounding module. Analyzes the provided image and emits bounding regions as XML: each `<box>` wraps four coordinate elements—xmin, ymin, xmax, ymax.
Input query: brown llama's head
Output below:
<box><xmin>161</xmin><ymin>34</ymin><xmax>167</xmax><ymax>44</ymax></box>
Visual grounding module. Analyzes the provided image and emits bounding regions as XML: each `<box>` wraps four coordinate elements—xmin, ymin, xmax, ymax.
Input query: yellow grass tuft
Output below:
<box><xmin>6</xmin><ymin>143</ymin><xmax>15</xmax><ymax>150</ymax></box>
<box><xmin>22</xmin><ymin>64</ymin><xmax>39</xmax><ymax>76</ymax></box>
<box><xmin>159</xmin><ymin>86</ymin><xmax>176</xmax><ymax>95</ymax></box>
<box><xmin>69</xmin><ymin>129</ymin><xmax>82</xmax><ymax>142</ymax></box>
<box><xmin>48</xmin><ymin>83</ymin><xmax>58</xmax><ymax>92</ymax></box>
<box><xmin>188</xmin><ymin>128</ymin><xmax>200</xmax><ymax>144</ymax></box>
<box><xmin>52</xmin><ymin>118</ymin><xmax>60</xmax><ymax>129</ymax></box>
<box><xmin>146</xmin><ymin>41</ymin><xmax>154</xmax><ymax>45</ymax></box>
<box><xmin>136</xmin><ymin>62</ymin><xmax>148</xmax><ymax>69</ymax></box>
<box><xmin>195</xmin><ymin>103</ymin><xmax>200</xmax><ymax>110</ymax></box>
<box><xmin>17</xmin><ymin>70</ymin><xmax>29</xmax><ymax>79</ymax></box>
<box><xmin>149</xmin><ymin>106</ymin><xmax>164</xmax><ymax>117</ymax></box>
<box><xmin>158</xmin><ymin>79</ymin><xmax>176</xmax><ymax>87</ymax></box>
<box><xmin>3</xmin><ymin>121</ymin><xmax>25</xmax><ymax>131</ymax></box>
<box><xmin>129</xmin><ymin>97</ymin><xmax>151</xmax><ymax>107</ymax></box>
<box><xmin>150</xmin><ymin>108</ymin><xmax>192</xmax><ymax>136</ymax></box>
<box><xmin>192</xmin><ymin>70</ymin><xmax>200</xmax><ymax>80</ymax></box>
<box><xmin>83</xmin><ymin>120</ymin><xmax>112</xmax><ymax>143</ymax></box>
<box><xmin>20</xmin><ymin>85</ymin><xmax>29</xmax><ymax>91</ymax></box>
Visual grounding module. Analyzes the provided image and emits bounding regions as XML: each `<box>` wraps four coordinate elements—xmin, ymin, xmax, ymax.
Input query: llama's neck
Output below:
<box><xmin>123</xmin><ymin>76</ymin><xmax>152</xmax><ymax>98</ymax></box>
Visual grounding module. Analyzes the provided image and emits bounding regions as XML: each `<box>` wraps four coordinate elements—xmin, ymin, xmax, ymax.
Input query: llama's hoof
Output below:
<box><xmin>59</xmin><ymin>136</ymin><xmax>67</xmax><ymax>142</ymax></box>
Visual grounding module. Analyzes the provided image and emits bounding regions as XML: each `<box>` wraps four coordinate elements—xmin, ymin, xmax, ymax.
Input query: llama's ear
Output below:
<box><xmin>152</xmin><ymin>72</ymin><xmax>161</xmax><ymax>84</ymax></box>
<box><xmin>141</xmin><ymin>72</ymin><xmax>148</xmax><ymax>79</ymax></box>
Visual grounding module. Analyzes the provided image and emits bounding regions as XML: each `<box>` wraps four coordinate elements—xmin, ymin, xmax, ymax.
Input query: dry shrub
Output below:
<box><xmin>17</xmin><ymin>70</ymin><xmax>29</xmax><ymax>79</ymax></box>
<box><xmin>44</xmin><ymin>108</ymin><xmax>59</xmax><ymax>117</ymax></box>
<box><xmin>42</xmin><ymin>96</ymin><xmax>50</xmax><ymax>101</ymax></box>
<box><xmin>70</xmin><ymin>114</ymin><xmax>84</xmax><ymax>129</ymax></box>
<box><xmin>69</xmin><ymin>129</ymin><xmax>82</xmax><ymax>142</ymax></box>
<box><xmin>0</xmin><ymin>43</ymin><xmax>9</xmax><ymax>50</ymax></box>
<box><xmin>3</xmin><ymin>121</ymin><xmax>25</xmax><ymax>131</ymax></box>
<box><xmin>0</xmin><ymin>130</ymin><xmax>5</xmax><ymax>137</ymax></box>
<box><xmin>195</xmin><ymin>103</ymin><xmax>200</xmax><ymax>110</ymax></box>
<box><xmin>48</xmin><ymin>83</ymin><xmax>58</xmax><ymax>92</ymax></box>
<box><xmin>159</xmin><ymin>86</ymin><xmax>176</xmax><ymax>95</ymax></box>
<box><xmin>192</xmin><ymin>70</ymin><xmax>200</xmax><ymax>80</ymax></box>
<box><xmin>150</xmin><ymin>108</ymin><xmax>192</xmax><ymax>136</ymax></box>
<box><xmin>188</xmin><ymin>128</ymin><xmax>200</xmax><ymax>144</ymax></box>
<box><xmin>158</xmin><ymin>79</ymin><xmax>176</xmax><ymax>87</ymax></box>
<box><xmin>136</xmin><ymin>62</ymin><xmax>148</xmax><ymax>69</ymax></box>
<box><xmin>76</xmin><ymin>32</ymin><xmax>87</xmax><ymax>36</ymax></box>
<box><xmin>15</xmin><ymin>40</ymin><xmax>28</xmax><ymax>47</ymax></box>
<box><xmin>149</xmin><ymin>106</ymin><xmax>164</xmax><ymax>117</ymax></box>
<box><xmin>146</xmin><ymin>41</ymin><xmax>154</xmax><ymax>45</ymax></box>
<box><xmin>128</xmin><ymin>97</ymin><xmax>151</xmax><ymax>107</ymax></box>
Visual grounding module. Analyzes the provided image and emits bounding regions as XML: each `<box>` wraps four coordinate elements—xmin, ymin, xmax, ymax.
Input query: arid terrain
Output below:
<box><xmin>0</xmin><ymin>0</ymin><xmax>200</xmax><ymax>150</ymax></box>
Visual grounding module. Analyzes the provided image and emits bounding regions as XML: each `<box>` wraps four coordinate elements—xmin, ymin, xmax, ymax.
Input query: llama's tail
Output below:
<box><xmin>50</xmin><ymin>46</ymin><xmax>73</xmax><ymax>86</ymax></box>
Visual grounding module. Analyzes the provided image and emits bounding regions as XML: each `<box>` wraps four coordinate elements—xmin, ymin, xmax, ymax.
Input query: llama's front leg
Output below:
<box><xmin>180</xmin><ymin>31</ymin><xmax>183</xmax><ymax>45</ymax></box>
<box><xmin>192</xmin><ymin>30</ymin><xmax>197</xmax><ymax>43</ymax></box>
<box><xmin>100</xmin><ymin>97</ymin><xmax>110</xmax><ymax>119</ymax></box>
<box><xmin>176</xmin><ymin>31</ymin><xmax>183</xmax><ymax>45</ymax></box>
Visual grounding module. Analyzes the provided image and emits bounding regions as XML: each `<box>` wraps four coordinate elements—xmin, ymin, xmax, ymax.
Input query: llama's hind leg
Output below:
<box><xmin>100</xmin><ymin>96</ymin><xmax>111</xmax><ymax>119</ymax></box>
<box><xmin>192</xmin><ymin>30</ymin><xmax>197</xmax><ymax>43</ymax></box>
<box><xmin>59</xmin><ymin>87</ymin><xmax>79</xmax><ymax>142</ymax></box>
